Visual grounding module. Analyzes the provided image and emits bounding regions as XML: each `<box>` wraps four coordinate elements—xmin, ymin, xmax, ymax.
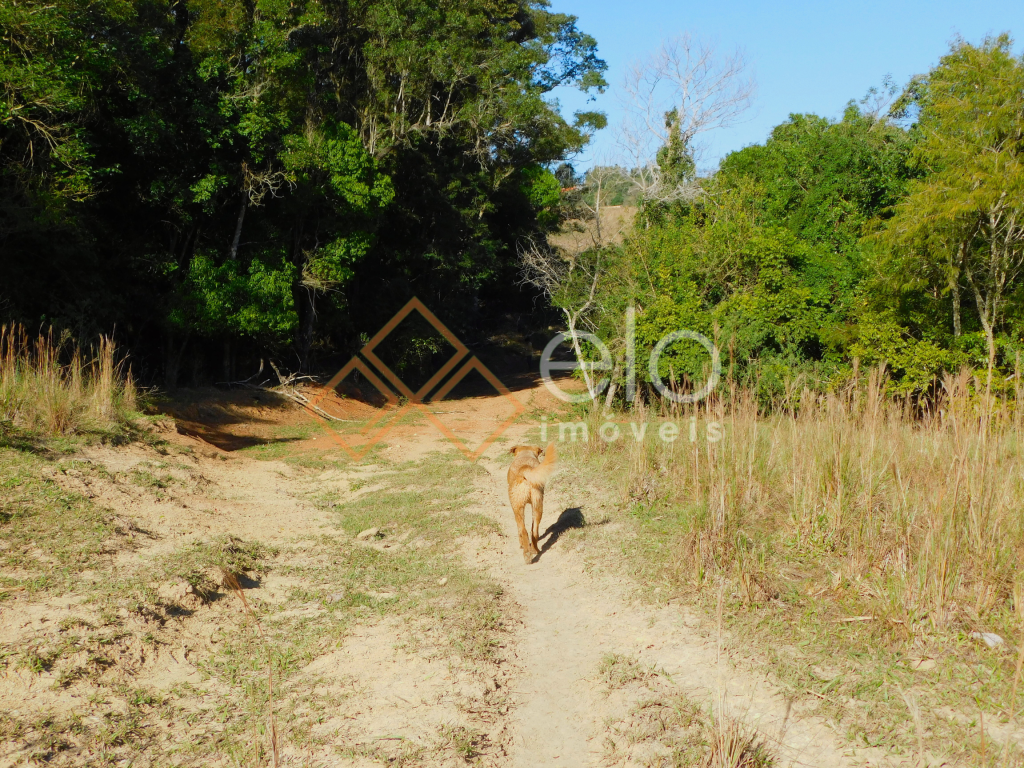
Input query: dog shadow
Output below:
<box><xmin>536</xmin><ymin>507</ymin><xmax>586</xmax><ymax>561</ymax></box>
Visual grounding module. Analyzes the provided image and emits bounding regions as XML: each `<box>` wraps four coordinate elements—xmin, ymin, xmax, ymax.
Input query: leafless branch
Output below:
<box><xmin>243</xmin><ymin>162</ymin><xmax>295</xmax><ymax>206</ymax></box>
<box><xmin>518</xmin><ymin>236</ymin><xmax>569</xmax><ymax>299</ymax></box>
<box><xmin>616</xmin><ymin>34</ymin><xmax>755</xmax><ymax>202</ymax></box>
<box><xmin>518</xmin><ymin>238</ymin><xmax>606</xmax><ymax>397</ymax></box>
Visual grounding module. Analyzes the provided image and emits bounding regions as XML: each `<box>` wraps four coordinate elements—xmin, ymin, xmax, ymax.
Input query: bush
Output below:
<box><xmin>0</xmin><ymin>325</ymin><xmax>138</xmax><ymax>437</ymax></box>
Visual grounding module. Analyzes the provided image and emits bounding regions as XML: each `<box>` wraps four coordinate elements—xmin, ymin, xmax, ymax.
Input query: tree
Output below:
<box><xmin>518</xmin><ymin>238</ymin><xmax>620</xmax><ymax>401</ymax></box>
<box><xmin>0</xmin><ymin>0</ymin><xmax>609</xmax><ymax>384</ymax></box>
<box><xmin>618</xmin><ymin>34</ymin><xmax>755</xmax><ymax>204</ymax></box>
<box><xmin>580</xmin><ymin>96</ymin><xmax>921</xmax><ymax>401</ymax></box>
<box><xmin>879</xmin><ymin>35</ymin><xmax>1024</xmax><ymax>383</ymax></box>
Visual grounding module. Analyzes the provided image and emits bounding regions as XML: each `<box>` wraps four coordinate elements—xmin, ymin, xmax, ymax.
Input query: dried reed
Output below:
<box><xmin>0</xmin><ymin>325</ymin><xmax>137</xmax><ymax>436</ymax></box>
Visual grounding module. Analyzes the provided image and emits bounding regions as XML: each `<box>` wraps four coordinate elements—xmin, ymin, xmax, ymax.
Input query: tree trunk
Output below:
<box><xmin>564</xmin><ymin>312</ymin><xmax>594</xmax><ymax>398</ymax></box>
<box><xmin>298</xmin><ymin>289</ymin><xmax>316</xmax><ymax>372</ymax></box>
<box><xmin>222</xmin><ymin>338</ymin><xmax>232</xmax><ymax>382</ymax></box>
<box><xmin>986</xmin><ymin>328</ymin><xmax>996</xmax><ymax>384</ymax></box>
<box><xmin>228</xmin><ymin>194</ymin><xmax>246</xmax><ymax>261</ymax></box>
<box><xmin>966</xmin><ymin>262</ymin><xmax>998</xmax><ymax>403</ymax></box>
<box><xmin>290</xmin><ymin>217</ymin><xmax>313</xmax><ymax>371</ymax></box>
<box><xmin>164</xmin><ymin>329</ymin><xmax>188</xmax><ymax>390</ymax></box>
<box><xmin>603</xmin><ymin>364</ymin><xmax>619</xmax><ymax>410</ymax></box>
<box><xmin>951</xmin><ymin>279</ymin><xmax>962</xmax><ymax>337</ymax></box>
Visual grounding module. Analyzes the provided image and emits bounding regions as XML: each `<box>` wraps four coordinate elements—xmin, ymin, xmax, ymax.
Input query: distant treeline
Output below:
<box><xmin>556</xmin><ymin>36</ymin><xmax>1024</xmax><ymax>400</ymax></box>
<box><xmin>0</xmin><ymin>0</ymin><xmax>606</xmax><ymax>385</ymax></box>
<box><xmin>6</xmin><ymin>7</ymin><xmax>1022</xmax><ymax>399</ymax></box>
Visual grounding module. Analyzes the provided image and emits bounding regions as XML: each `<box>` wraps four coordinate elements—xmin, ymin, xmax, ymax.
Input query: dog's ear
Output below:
<box><xmin>509</xmin><ymin>445</ymin><xmax>521</xmax><ymax>455</ymax></box>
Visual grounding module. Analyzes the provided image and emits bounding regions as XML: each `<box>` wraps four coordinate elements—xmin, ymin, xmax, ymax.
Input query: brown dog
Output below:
<box><xmin>507</xmin><ymin>443</ymin><xmax>558</xmax><ymax>564</ymax></box>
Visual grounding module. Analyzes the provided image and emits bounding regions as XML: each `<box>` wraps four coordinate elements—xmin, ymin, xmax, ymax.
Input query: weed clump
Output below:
<box><xmin>158</xmin><ymin>536</ymin><xmax>277</xmax><ymax>600</ymax></box>
<box><xmin>0</xmin><ymin>325</ymin><xmax>139</xmax><ymax>439</ymax></box>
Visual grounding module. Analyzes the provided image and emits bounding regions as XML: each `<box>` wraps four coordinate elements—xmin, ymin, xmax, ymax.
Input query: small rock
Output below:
<box><xmin>970</xmin><ymin>631</ymin><xmax>1004</xmax><ymax>648</ymax></box>
<box><xmin>438</xmin><ymin>577</ymin><xmax>448</xmax><ymax>587</ymax></box>
<box><xmin>356</xmin><ymin>527</ymin><xmax>379</xmax><ymax>540</ymax></box>
<box><xmin>325</xmin><ymin>591</ymin><xmax>347</xmax><ymax>603</ymax></box>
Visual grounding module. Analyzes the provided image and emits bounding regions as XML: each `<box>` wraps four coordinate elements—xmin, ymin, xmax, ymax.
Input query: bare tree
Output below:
<box><xmin>617</xmin><ymin>34</ymin><xmax>755</xmax><ymax>202</ymax></box>
<box><xmin>965</xmin><ymin>199</ymin><xmax>1024</xmax><ymax>385</ymax></box>
<box><xmin>228</xmin><ymin>162</ymin><xmax>295</xmax><ymax>261</ymax></box>
<box><xmin>518</xmin><ymin>238</ymin><xmax>606</xmax><ymax>399</ymax></box>
<box><xmin>858</xmin><ymin>74</ymin><xmax>899</xmax><ymax>122</ymax></box>
<box><xmin>522</xmin><ymin>35</ymin><xmax>754</xmax><ymax>404</ymax></box>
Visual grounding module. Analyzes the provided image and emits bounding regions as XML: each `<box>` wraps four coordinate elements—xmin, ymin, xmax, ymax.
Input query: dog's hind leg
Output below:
<box><xmin>529</xmin><ymin>488</ymin><xmax>543</xmax><ymax>557</ymax></box>
<box><xmin>512</xmin><ymin>499</ymin><xmax>533</xmax><ymax>564</ymax></box>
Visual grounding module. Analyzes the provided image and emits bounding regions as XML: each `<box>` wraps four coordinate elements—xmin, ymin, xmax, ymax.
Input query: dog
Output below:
<box><xmin>507</xmin><ymin>443</ymin><xmax>558</xmax><ymax>564</ymax></box>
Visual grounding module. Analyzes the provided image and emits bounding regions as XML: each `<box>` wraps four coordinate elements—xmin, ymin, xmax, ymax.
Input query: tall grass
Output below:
<box><xmin>0</xmin><ymin>325</ymin><xmax>138</xmax><ymax>437</ymax></box>
<box><xmin>581</xmin><ymin>367</ymin><xmax>1024</xmax><ymax>636</ymax></box>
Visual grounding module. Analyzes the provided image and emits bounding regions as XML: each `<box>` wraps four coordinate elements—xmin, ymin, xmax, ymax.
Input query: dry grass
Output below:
<box><xmin>548</xmin><ymin>205</ymin><xmax>637</xmax><ymax>252</ymax></box>
<box><xmin>568</xmin><ymin>367</ymin><xmax>1024</xmax><ymax>762</ymax></box>
<box><xmin>581</xmin><ymin>367</ymin><xmax>1024</xmax><ymax>634</ymax></box>
<box><xmin>598</xmin><ymin>662</ymin><xmax>775</xmax><ymax>768</ymax></box>
<box><xmin>701</xmin><ymin>721</ymin><xmax>773</xmax><ymax>768</ymax></box>
<box><xmin>599</xmin><ymin>652</ymin><xmax>663</xmax><ymax>691</ymax></box>
<box><xmin>0</xmin><ymin>325</ymin><xmax>138</xmax><ymax>438</ymax></box>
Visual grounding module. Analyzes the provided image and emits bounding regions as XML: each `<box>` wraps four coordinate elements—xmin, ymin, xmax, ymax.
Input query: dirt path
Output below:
<box><xmin>368</xmin><ymin>382</ymin><xmax>898</xmax><ymax>767</ymax></box>
<box><xmin>461</xmin><ymin>434</ymin><xmax>889</xmax><ymax>768</ymax></box>
<box><xmin>1</xmin><ymin>383</ymin><xmax>905</xmax><ymax>767</ymax></box>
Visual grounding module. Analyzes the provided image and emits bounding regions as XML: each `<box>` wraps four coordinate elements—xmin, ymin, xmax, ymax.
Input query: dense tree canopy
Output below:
<box><xmin>576</xmin><ymin>103</ymin><xmax>917</xmax><ymax>399</ymax></box>
<box><xmin>1</xmin><ymin>0</ymin><xmax>606</xmax><ymax>384</ymax></box>
<box><xmin>4</xmin><ymin>9</ymin><xmax>1021</xmax><ymax>402</ymax></box>
<box><xmin>872</xmin><ymin>35</ymin><xmax>1024</xmax><ymax>385</ymax></box>
<box><xmin>556</xmin><ymin>35</ymin><xmax>1024</xmax><ymax>402</ymax></box>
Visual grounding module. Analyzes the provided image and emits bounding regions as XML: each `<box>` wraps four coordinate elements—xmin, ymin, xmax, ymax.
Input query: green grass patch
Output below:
<box><xmin>0</xmin><ymin>447</ymin><xmax>119</xmax><ymax>594</ymax></box>
<box><xmin>173</xmin><ymin>449</ymin><xmax>510</xmax><ymax>763</ymax></box>
<box><xmin>327</xmin><ymin>451</ymin><xmax>498</xmax><ymax>539</ymax></box>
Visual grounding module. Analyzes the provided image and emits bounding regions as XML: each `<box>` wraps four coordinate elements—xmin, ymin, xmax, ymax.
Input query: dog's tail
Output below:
<box><xmin>524</xmin><ymin>442</ymin><xmax>557</xmax><ymax>488</ymax></box>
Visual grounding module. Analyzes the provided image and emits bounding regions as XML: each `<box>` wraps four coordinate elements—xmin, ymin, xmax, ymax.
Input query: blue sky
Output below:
<box><xmin>549</xmin><ymin>0</ymin><xmax>1022</xmax><ymax>172</ymax></box>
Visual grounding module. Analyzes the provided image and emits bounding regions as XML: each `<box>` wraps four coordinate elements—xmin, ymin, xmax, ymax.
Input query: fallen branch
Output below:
<box><xmin>265</xmin><ymin>361</ymin><xmax>360</xmax><ymax>423</ymax></box>
<box><xmin>216</xmin><ymin>359</ymin><xmax>362</xmax><ymax>422</ymax></box>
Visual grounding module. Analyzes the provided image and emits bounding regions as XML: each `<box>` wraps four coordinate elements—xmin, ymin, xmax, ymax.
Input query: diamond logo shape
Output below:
<box><xmin>300</xmin><ymin>297</ymin><xmax>522</xmax><ymax>461</ymax></box>
<box><xmin>360</xmin><ymin>298</ymin><xmax>469</xmax><ymax>402</ymax></box>
<box><xmin>306</xmin><ymin>355</ymin><xmax>411</xmax><ymax>460</ymax></box>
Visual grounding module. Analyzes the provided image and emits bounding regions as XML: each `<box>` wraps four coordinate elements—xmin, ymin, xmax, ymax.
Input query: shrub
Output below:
<box><xmin>0</xmin><ymin>325</ymin><xmax>138</xmax><ymax>437</ymax></box>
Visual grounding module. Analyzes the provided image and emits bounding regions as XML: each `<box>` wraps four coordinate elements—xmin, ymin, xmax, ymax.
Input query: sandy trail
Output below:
<box><xmin>393</xmin><ymin>380</ymin><xmax>898</xmax><ymax>768</ymax></box>
<box><xmin>463</xmin><ymin>434</ymin><xmax>884</xmax><ymax>768</ymax></box>
<box><xmin>1</xmin><ymin>382</ymin><xmax>899</xmax><ymax>767</ymax></box>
